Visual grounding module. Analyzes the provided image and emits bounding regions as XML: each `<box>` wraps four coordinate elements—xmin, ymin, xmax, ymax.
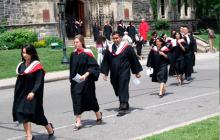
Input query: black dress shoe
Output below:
<box><xmin>48</xmin><ymin>123</ymin><xmax>54</xmax><ymax>139</ymax></box>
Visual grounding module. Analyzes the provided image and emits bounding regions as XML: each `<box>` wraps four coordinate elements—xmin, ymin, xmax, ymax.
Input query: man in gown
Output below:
<box><xmin>101</xmin><ymin>31</ymin><xmax>143</xmax><ymax>116</ymax></box>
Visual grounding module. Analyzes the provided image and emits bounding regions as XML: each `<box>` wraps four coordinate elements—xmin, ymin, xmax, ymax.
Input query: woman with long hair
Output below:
<box><xmin>146</xmin><ymin>38</ymin><xmax>171</xmax><ymax>97</ymax></box>
<box><xmin>69</xmin><ymin>35</ymin><xmax>102</xmax><ymax>131</ymax></box>
<box><xmin>12</xmin><ymin>44</ymin><xmax>54</xmax><ymax>140</ymax></box>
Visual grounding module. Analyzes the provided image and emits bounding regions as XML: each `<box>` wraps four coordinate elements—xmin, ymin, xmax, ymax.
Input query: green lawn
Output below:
<box><xmin>196</xmin><ymin>34</ymin><xmax>219</xmax><ymax>51</ymax></box>
<box><xmin>143</xmin><ymin>116</ymin><xmax>219</xmax><ymax>140</ymax></box>
<box><xmin>0</xmin><ymin>47</ymin><xmax>97</xmax><ymax>79</ymax></box>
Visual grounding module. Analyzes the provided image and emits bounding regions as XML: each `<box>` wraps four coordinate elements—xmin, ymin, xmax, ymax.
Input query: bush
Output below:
<box><xmin>44</xmin><ymin>36</ymin><xmax>63</xmax><ymax>48</ymax></box>
<box><xmin>33</xmin><ymin>40</ymin><xmax>46</xmax><ymax>48</ymax></box>
<box><xmin>154</xmin><ymin>20</ymin><xmax>170</xmax><ymax>30</ymax></box>
<box><xmin>0</xmin><ymin>29</ymin><xmax>38</xmax><ymax>50</ymax></box>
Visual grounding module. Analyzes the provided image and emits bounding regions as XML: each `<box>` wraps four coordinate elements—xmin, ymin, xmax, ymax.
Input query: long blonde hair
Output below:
<box><xmin>74</xmin><ymin>34</ymin><xmax>86</xmax><ymax>48</ymax></box>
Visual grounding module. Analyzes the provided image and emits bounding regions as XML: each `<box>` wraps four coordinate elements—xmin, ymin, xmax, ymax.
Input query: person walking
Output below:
<box><xmin>127</xmin><ymin>21</ymin><xmax>137</xmax><ymax>43</ymax></box>
<box><xmin>92</xmin><ymin>22</ymin><xmax>100</xmax><ymax>42</ymax></box>
<box><xmin>138</xmin><ymin>18</ymin><xmax>149</xmax><ymax>44</ymax></box>
<box><xmin>173</xmin><ymin>32</ymin><xmax>188</xmax><ymax>85</ymax></box>
<box><xmin>146</xmin><ymin>38</ymin><xmax>171</xmax><ymax>98</ymax></box>
<box><xmin>207</xmin><ymin>26</ymin><xmax>216</xmax><ymax>52</ymax></box>
<box><xmin>183</xmin><ymin>26</ymin><xmax>197</xmax><ymax>81</ymax></box>
<box><xmin>101</xmin><ymin>31</ymin><xmax>143</xmax><ymax>116</ymax></box>
<box><xmin>117</xmin><ymin>20</ymin><xmax>126</xmax><ymax>37</ymax></box>
<box><xmin>135</xmin><ymin>33</ymin><xmax>144</xmax><ymax>59</ymax></box>
<box><xmin>12</xmin><ymin>44</ymin><xmax>54</xmax><ymax>140</ymax></box>
<box><xmin>69</xmin><ymin>35</ymin><xmax>102</xmax><ymax>131</ymax></box>
<box><xmin>103</xmin><ymin>21</ymin><xmax>113</xmax><ymax>41</ymax></box>
<box><xmin>96</xmin><ymin>36</ymin><xmax>107</xmax><ymax>65</ymax></box>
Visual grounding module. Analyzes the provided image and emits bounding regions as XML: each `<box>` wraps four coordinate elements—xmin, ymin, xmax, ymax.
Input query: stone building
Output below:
<box><xmin>0</xmin><ymin>0</ymin><xmax>196</xmax><ymax>38</ymax></box>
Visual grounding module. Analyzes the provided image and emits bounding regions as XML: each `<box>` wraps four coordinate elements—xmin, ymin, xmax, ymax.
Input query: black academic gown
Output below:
<box><xmin>101</xmin><ymin>41</ymin><xmax>143</xmax><ymax>103</ymax></box>
<box><xmin>127</xmin><ymin>25</ymin><xmax>137</xmax><ymax>42</ymax></box>
<box><xmin>103</xmin><ymin>25</ymin><xmax>112</xmax><ymax>41</ymax></box>
<box><xmin>69</xmin><ymin>49</ymin><xmax>100</xmax><ymax>115</ymax></box>
<box><xmin>147</xmin><ymin>46</ymin><xmax>171</xmax><ymax>83</ymax></box>
<box><xmin>174</xmin><ymin>39</ymin><xmax>188</xmax><ymax>75</ymax></box>
<box><xmin>13</xmin><ymin>62</ymin><xmax>48</xmax><ymax>126</ymax></box>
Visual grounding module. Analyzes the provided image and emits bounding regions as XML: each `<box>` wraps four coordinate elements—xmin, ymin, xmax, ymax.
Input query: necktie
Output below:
<box><xmin>112</xmin><ymin>44</ymin><xmax>117</xmax><ymax>53</ymax></box>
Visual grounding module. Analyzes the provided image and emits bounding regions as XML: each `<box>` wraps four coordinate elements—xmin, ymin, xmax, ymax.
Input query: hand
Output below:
<box><xmin>135</xmin><ymin>73</ymin><xmax>141</xmax><ymax>78</ymax></box>
<box><xmin>103</xmin><ymin>75</ymin><xmax>108</xmax><ymax>81</ymax></box>
<box><xmin>26</xmin><ymin>92</ymin><xmax>34</xmax><ymax>101</ymax></box>
<box><xmin>159</xmin><ymin>51</ymin><xmax>164</xmax><ymax>56</ymax></box>
<box><xmin>79</xmin><ymin>72</ymin><xmax>89</xmax><ymax>81</ymax></box>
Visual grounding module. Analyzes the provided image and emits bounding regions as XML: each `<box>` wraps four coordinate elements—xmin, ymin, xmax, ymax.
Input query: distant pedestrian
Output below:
<box><xmin>135</xmin><ymin>33</ymin><xmax>144</xmax><ymax>59</ymax></box>
<box><xmin>149</xmin><ymin>31</ymin><xmax>158</xmax><ymax>47</ymax></box>
<box><xmin>96</xmin><ymin>36</ymin><xmax>108</xmax><ymax>65</ymax></box>
<box><xmin>122</xmin><ymin>31</ymin><xmax>133</xmax><ymax>45</ymax></box>
<box><xmin>117</xmin><ymin>20</ymin><xmax>126</xmax><ymax>37</ymax></box>
<box><xmin>70</xmin><ymin>35</ymin><xmax>102</xmax><ymax>131</ymax></box>
<box><xmin>103</xmin><ymin>21</ymin><xmax>113</xmax><ymax>41</ymax></box>
<box><xmin>139</xmin><ymin>18</ymin><xmax>149</xmax><ymax>44</ymax></box>
<box><xmin>101</xmin><ymin>31</ymin><xmax>142</xmax><ymax>116</ymax></box>
<box><xmin>93</xmin><ymin>22</ymin><xmax>100</xmax><ymax>42</ymax></box>
<box><xmin>127</xmin><ymin>21</ymin><xmax>137</xmax><ymax>43</ymax></box>
<box><xmin>12</xmin><ymin>44</ymin><xmax>54</xmax><ymax>140</ymax></box>
<box><xmin>207</xmin><ymin>26</ymin><xmax>216</xmax><ymax>52</ymax></box>
<box><xmin>146</xmin><ymin>38</ymin><xmax>171</xmax><ymax>98</ymax></box>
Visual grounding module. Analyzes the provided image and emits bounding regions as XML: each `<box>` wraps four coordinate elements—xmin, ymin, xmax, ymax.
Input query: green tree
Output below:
<box><xmin>150</xmin><ymin>0</ymin><xmax>157</xmax><ymax>21</ymax></box>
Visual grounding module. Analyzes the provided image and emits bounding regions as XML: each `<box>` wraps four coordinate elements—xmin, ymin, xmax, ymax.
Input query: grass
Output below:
<box><xmin>142</xmin><ymin>116</ymin><xmax>219</xmax><ymax>140</ymax></box>
<box><xmin>196</xmin><ymin>34</ymin><xmax>219</xmax><ymax>51</ymax></box>
<box><xmin>0</xmin><ymin>47</ymin><xmax>97</xmax><ymax>79</ymax></box>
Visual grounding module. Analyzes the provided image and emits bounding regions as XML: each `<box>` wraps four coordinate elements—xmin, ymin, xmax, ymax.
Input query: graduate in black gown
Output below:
<box><xmin>146</xmin><ymin>38</ymin><xmax>171</xmax><ymax>98</ymax></box>
<box><xmin>12</xmin><ymin>45</ymin><xmax>54</xmax><ymax>140</ymax></box>
<box><xmin>183</xmin><ymin>26</ymin><xmax>197</xmax><ymax>81</ymax></box>
<box><xmin>70</xmin><ymin>35</ymin><xmax>102</xmax><ymax>130</ymax></box>
<box><xmin>173</xmin><ymin>32</ymin><xmax>188</xmax><ymax>85</ymax></box>
<box><xmin>101</xmin><ymin>31</ymin><xmax>143</xmax><ymax>116</ymax></box>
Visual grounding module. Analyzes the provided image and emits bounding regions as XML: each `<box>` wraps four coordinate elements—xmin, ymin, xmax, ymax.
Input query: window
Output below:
<box><xmin>177</xmin><ymin>0</ymin><xmax>181</xmax><ymax>15</ymax></box>
<box><xmin>184</xmin><ymin>0</ymin><xmax>188</xmax><ymax>16</ymax></box>
<box><xmin>124</xmin><ymin>8</ymin><xmax>129</xmax><ymax>19</ymax></box>
<box><xmin>161</xmin><ymin>0</ymin><xmax>165</xmax><ymax>18</ymax></box>
<box><xmin>43</xmin><ymin>9</ymin><xmax>50</xmax><ymax>22</ymax></box>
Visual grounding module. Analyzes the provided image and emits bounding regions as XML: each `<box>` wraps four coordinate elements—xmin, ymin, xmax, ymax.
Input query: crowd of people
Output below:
<box><xmin>13</xmin><ymin>18</ymin><xmax>200</xmax><ymax>139</ymax></box>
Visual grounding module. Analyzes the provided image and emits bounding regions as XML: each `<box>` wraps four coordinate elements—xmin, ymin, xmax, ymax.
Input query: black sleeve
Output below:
<box><xmin>69</xmin><ymin>53</ymin><xmax>73</xmax><ymax>82</ymax></box>
<box><xmin>147</xmin><ymin>50</ymin><xmax>153</xmax><ymax>67</ymax></box>
<box><xmin>101</xmin><ymin>49</ymin><xmax>110</xmax><ymax>76</ymax></box>
<box><xmin>32</xmin><ymin>70</ymin><xmax>44</xmax><ymax>94</ymax></box>
<box><xmin>87</xmin><ymin>56</ymin><xmax>100</xmax><ymax>81</ymax></box>
<box><xmin>128</xmin><ymin>46</ymin><xmax>143</xmax><ymax>74</ymax></box>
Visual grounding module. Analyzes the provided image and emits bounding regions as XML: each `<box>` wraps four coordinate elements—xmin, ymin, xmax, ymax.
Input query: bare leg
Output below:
<box><xmin>44</xmin><ymin>123</ymin><xmax>54</xmax><ymax>135</ymax></box>
<box><xmin>23</xmin><ymin>122</ymin><xmax>32</xmax><ymax>140</ymax></box>
<box><xmin>95</xmin><ymin>111</ymin><xmax>102</xmax><ymax>120</ymax></box>
<box><xmin>75</xmin><ymin>115</ymin><xmax>81</xmax><ymax>126</ymax></box>
<box><xmin>159</xmin><ymin>83</ymin><xmax>164</xmax><ymax>96</ymax></box>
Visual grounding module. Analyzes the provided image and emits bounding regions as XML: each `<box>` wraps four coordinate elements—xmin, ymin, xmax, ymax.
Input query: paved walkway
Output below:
<box><xmin>0</xmin><ymin>52</ymin><xmax>218</xmax><ymax>90</ymax></box>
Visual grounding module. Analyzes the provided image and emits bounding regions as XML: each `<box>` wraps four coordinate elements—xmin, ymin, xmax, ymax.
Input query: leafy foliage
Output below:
<box><xmin>0</xmin><ymin>29</ymin><xmax>37</xmax><ymax>50</ymax></box>
<box><xmin>150</xmin><ymin>0</ymin><xmax>157</xmax><ymax>21</ymax></box>
<box><xmin>154</xmin><ymin>20</ymin><xmax>170</xmax><ymax>30</ymax></box>
<box><xmin>44</xmin><ymin>36</ymin><xmax>63</xmax><ymax>48</ymax></box>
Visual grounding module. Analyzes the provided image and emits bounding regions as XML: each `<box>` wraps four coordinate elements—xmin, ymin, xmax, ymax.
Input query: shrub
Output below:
<box><xmin>33</xmin><ymin>40</ymin><xmax>46</xmax><ymax>48</ymax></box>
<box><xmin>44</xmin><ymin>36</ymin><xmax>63</xmax><ymax>48</ymax></box>
<box><xmin>154</xmin><ymin>20</ymin><xmax>170</xmax><ymax>30</ymax></box>
<box><xmin>0</xmin><ymin>28</ymin><xmax>38</xmax><ymax>50</ymax></box>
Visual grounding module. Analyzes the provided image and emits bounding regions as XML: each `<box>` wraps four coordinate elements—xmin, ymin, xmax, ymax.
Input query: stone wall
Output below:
<box><xmin>132</xmin><ymin>0</ymin><xmax>152</xmax><ymax>21</ymax></box>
